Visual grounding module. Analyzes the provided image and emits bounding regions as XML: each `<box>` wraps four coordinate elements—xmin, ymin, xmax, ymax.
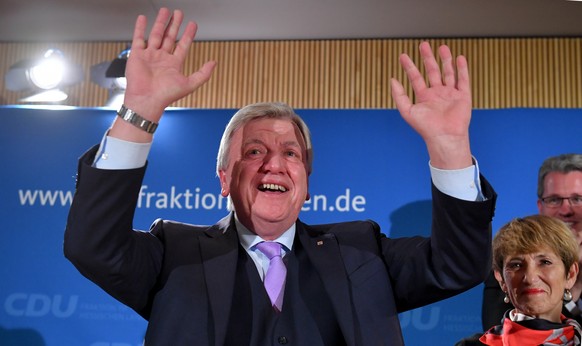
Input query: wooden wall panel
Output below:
<box><xmin>1</xmin><ymin>38</ymin><xmax>581</xmax><ymax>109</ymax></box>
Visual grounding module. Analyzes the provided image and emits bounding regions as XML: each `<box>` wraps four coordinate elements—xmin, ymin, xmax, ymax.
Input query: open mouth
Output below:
<box><xmin>258</xmin><ymin>183</ymin><xmax>287</xmax><ymax>192</ymax></box>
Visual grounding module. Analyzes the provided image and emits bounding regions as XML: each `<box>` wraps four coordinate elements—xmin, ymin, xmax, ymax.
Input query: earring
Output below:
<box><xmin>564</xmin><ymin>289</ymin><xmax>573</xmax><ymax>302</ymax></box>
<box><xmin>503</xmin><ymin>293</ymin><xmax>510</xmax><ymax>304</ymax></box>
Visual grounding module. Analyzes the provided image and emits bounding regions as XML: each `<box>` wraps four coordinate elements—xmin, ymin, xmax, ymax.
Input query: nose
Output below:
<box><xmin>262</xmin><ymin>152</ymin><xmax>284</xmax><ymax>173</ymax></box>
<box><xmin>522</xmin><ymin>264</ymin><xmax>540</xmax><ymax>284</ymax></box>
<box><xmin>557</xmin><ymin>199</ymin><xmax>575</xmax><ymax>215</ymax></box>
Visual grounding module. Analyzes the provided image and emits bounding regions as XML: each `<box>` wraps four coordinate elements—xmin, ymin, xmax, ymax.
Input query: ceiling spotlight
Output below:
<box><xmin>4</xmin><ymin>49</ymin><xmax>84</xmax><ymax>103</ymax></box>
<box><xmin>90</xmin><ymin>48</ymin><xmax>130</xmax><ymax>108</ymax></box>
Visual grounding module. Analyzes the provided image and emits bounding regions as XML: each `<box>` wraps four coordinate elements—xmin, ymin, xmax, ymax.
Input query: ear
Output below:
<box><xmin>494</xmin><ymin>269</ymin><xmax>506</xmax><ymax>292</ymax></box>
<box><xmin>218</xmin><ymin>170</ymin><xmax>229</xmax><ymax>197</ymax></box>
<box><xmin>536</xmin><ymin>199</ymin><xmax>543</xmax><ymax>213</ymax></box>
<box><xmin>567</xmin><ymin>262</ymin><xmax>579</xmax><ymax>289</ymax></box>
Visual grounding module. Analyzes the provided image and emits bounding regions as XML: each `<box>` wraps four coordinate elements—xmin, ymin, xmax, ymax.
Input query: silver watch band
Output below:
<box><xmin>117</xmin><ymin>104</ymin><xmax>158</xmax><ymax>134</ymax></box>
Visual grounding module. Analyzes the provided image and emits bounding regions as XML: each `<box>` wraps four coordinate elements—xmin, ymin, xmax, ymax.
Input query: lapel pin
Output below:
<box><xmin>316</xmin><ymin>240</ymin><xmax>324</xmax><ymax>246</ymax></box>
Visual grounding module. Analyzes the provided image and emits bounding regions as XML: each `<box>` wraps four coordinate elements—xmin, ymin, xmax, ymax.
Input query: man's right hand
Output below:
<box><xmin>109</xmin><ymin>8</ymin><xmax>216</xmax><ymax>143</ymax></box>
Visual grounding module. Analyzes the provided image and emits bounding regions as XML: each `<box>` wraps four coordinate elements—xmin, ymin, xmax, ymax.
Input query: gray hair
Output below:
<box><xmin>216</xmin><ymin>102</ymin><xmax>313</xmax><ymax>176</ymax></box>
<box><xmin>537</xmin><ymin>153</ymin><xmax>582</xmax><ymax>198</ymax></box>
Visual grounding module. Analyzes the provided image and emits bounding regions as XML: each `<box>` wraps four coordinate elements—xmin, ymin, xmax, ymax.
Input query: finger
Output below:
<box><xmin>420</xmin><ymin>42</ymin><xmax>442</xmax><ymax>87</ymax></box>
<box><xmin>439</xmin><ymin>45</ymin><xmax>455</xmax><ymax>87</ymax></box>
<box><xmin>161</xmin><ymin>9</ymin><xmax>184</xmax><ymax>52</ymax></box>
<box><xmin>400</xmin><ymin>53</ymin><xmax>426</xmax><ymax>95</ymax></box>
<box><xmin>131</xmin><ymin>14</ymin><xmax>148</xmax><ymax>51</ymax></box>
<box><xmin>390</xmin><ymin>78</ymin><xmax>412</xmax><ymax>119</ymax></box>
<box><xmin>456</xmin><ymin>55</ymin><xmax>471</xmax><ymax>94</ymax></box>
<box><xmin>174</xmin><ymin>21</ymin><xmax>197</xmax><ymax>61</ymax></box>
<box><xmin>147</xmin><ymin>7</ymin><xmax>172</xmax><ymax>49</ymax></box>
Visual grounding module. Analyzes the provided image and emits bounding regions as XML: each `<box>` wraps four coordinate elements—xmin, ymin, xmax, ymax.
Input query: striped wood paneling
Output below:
<box><xmin>1</xmin><ymin>38</ymin><xmax>580</xmax><ymax>109</ymax></box>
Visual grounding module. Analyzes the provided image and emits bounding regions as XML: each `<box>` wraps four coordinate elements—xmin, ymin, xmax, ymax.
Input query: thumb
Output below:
<box><xmin>187</xmin><ymin>60</ymin><xmax>217</xmax><ymax>91</ymax></box>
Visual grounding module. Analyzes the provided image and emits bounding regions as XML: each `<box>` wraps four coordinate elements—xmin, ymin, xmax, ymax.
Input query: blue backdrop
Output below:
<box><xmin>1</xmin><ymin>106</ymin><xmax>581</xmax><ymax>345</ymax></box>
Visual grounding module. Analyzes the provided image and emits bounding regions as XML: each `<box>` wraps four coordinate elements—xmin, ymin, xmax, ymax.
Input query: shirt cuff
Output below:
<box><xmin>93</xmin><ymin>132</ymin><xmax>151</xmax><ymax>169</ymax></box>
<box><xmin>429</xmin><ymin>158</ymin><xmax>484</xmax><ymax>201</ymax></box>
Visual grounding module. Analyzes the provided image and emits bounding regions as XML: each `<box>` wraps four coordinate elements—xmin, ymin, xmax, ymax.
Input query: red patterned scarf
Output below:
<box><xmin>480</xmin><ymin>312</ymin><xmax>581</xmax><ymax>345</ymax></box>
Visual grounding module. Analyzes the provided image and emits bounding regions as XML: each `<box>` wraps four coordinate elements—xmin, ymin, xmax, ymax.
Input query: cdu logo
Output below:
<box><xmin>399</xmin><ymin>306</ymin><xmax>441</xmax><ymax>331</ymax></box>
<box><xmin>4</xmin><ymin>293</ymin><xmax>79</xmax><ymax>318</ymax></box>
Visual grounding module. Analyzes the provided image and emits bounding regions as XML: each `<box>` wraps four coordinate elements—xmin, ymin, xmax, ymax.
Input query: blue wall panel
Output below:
<box><xmin>0</xmin><ymin>106</ymin><xmax>580</xmax><ymax>345</ymax></box>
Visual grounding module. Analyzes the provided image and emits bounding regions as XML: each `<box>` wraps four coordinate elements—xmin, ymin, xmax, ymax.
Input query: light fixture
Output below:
<box><xmin>90</xmin><ymin>48</ymin><xmax>129</xmax><ymax>108</ymax></box>
<box><xmin>4</xmin><ymin>49</ymin><xmax>84</xmax><ymax>103</ymax></box>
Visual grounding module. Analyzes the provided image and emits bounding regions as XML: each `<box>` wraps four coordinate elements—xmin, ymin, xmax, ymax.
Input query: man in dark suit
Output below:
<box><xmin>481</xmin><ymin>153</ymin><xmax>582</xmax><ymax>330</ymax></box>
<box><xmin>64</xmin><ymin>7</ymin><xmax>497</xmax><ymax>345</ymax></box>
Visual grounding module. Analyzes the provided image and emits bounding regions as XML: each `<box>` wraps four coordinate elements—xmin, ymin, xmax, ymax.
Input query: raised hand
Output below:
<box><xmin>391</xmin><ymin>42</ymin><xmax>472</xmax><ymax>169</ymax></box>
<box><xmin>110</xmin><ymin>8</ymin><xmax>216</xmax><ymax>142</ymax></box>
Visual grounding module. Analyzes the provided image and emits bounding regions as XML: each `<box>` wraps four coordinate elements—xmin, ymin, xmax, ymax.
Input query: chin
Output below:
<box><xmin>517</xmin><ymin>304</ymin><xmax>554</xmax><ymax>318</ymax></box>
<box><xmin>253</xmin><ymin>211</ymin><xmax>290</xmax><ymax>223</ymax></box>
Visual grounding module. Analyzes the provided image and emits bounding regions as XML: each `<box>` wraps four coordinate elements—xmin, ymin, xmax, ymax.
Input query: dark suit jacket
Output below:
<box><xmin>64</xmin><ymin>146</ymin><xmax>497</xmax><ymax>345</ymax></box>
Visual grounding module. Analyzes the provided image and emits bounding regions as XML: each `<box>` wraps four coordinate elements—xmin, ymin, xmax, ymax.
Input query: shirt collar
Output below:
<box><xmin>234</xmin><ymin>213</ymin><xmax>295</xmax><ymax>253</ymax></box>
<box><xmin>509</xmin><ymin>309</ymin><xmax>535</xmax><ymax>322</ymax></box>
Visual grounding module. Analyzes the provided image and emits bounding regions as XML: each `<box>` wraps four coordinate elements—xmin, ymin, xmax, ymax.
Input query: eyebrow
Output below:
<box><xmin>281</xmin><ymin>140</ymin><xmax>301</xmax><ymax>148</ymax></box>
<box><xmin>242</xmin><ymin>139</ymin><xmax>265</xmax><ymax>146</ymax></box>
<box><xmin>242</xmin><ymin>139</ymin><xmax>301</xmax><ymax>148</ymax></box>
<box><xmin>507</xmin><ymin>253</ymin><xmax>554</xmax><ymax>261</ymax></box>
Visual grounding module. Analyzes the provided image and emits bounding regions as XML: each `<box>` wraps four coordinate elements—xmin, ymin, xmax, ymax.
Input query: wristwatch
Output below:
<box><xmin>117</xmin><ymin>104</ymin><xmax>158</xmax><ymax>134</ymax></box>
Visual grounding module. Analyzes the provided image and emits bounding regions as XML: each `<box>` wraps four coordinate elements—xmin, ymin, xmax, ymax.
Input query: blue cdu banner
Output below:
<box><xmin>0</xmin><ymin>106</ymin><xmax>580</xmax><ymax>345</ymax></box>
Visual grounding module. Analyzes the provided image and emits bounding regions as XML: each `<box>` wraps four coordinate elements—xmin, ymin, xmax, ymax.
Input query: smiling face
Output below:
<box><xmin>218</xmin><ymin>117</ymin><xmax>309</xmax><ymax>240</ymax></box>
<box><xmin>538</xmin><ymin>171</ymin><xmax>582</xmax><ymax>262</ymax></box>
<box><xmin>495</xmin><ymin>247</ymin><xmax>577</xmax><ymax>322</ymax></box>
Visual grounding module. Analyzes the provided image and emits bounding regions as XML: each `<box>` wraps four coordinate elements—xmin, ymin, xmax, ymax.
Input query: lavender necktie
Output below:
<box><xmin>256</xmin><ymin>241</ymin><xmax>287</xmax><ymax>311</ymax></box>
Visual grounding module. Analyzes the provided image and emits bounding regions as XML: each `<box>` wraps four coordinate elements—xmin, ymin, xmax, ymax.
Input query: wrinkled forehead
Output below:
<box><xmin>544</xmin><ymin>171</ymin><xmax>582</xmax><ymax>192</ymax></box>
<box><xmin>504</xmin><ymin>247</ymin><xmax>554</xmax><ymax>260</ymax></box>
<box><xmin>236</xmin><ymin>117</ymin><xmax>307</xmax><ymax>147</ymax></box>
<box><xmin>502</xmin><ymin>245</ymin><xmax>564</xmax><ymax>267</ymax></box>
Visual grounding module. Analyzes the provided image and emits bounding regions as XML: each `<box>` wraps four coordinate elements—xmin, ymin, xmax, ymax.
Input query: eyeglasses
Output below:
<box><xmin>540</xmin><ymin>195</ymin><xmax>582</xmax><ymax>208</ymax></box>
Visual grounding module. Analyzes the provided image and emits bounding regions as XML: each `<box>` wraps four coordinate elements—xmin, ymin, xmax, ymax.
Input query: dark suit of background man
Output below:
<box><xmin>64</xmin><ymin>8</ymin><xmax>497</xmax><ymax>345</ymax></box>
<box><xmin>481</xmin><ymin>153</ymin><xmax>582</xmax><ymax>330</ymax></box>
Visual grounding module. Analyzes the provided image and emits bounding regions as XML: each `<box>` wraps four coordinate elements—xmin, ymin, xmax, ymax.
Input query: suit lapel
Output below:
<box><xmin>296</xmin><ymin>221</ymin><xmax>357</xmax><ymax>346</ymax></box>
<box><xmin>200</xmin><ymin>213</ymin><xmax>239</xmax><ymax>346</ymax></box>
